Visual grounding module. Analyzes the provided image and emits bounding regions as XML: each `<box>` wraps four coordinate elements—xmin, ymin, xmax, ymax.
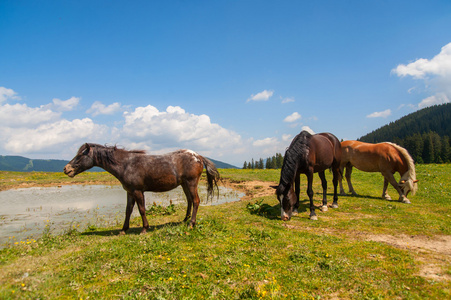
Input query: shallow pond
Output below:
<box><xmin>0</xmin><ymin>184</ymin><xmax>244</xmax><ymax>247</ymax></box>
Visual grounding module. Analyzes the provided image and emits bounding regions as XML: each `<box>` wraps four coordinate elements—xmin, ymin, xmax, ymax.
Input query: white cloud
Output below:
<box><xmin>392</xmin><ymin>43</ymin><xmax>451</xmax><ymax>79</ymax></box>
<box><xmin>122</xmin><ymin>105</ymin><xmax>243</xmax><ymax>153</ymax></box>
<box><xmin>247</xmin><ymin>89</ymin><xmax>274</xmax><ymax>102</ymax></box>
<box><xmin>418</xmin><ymin>93</ymin><xmax>450</xmax><ymax>108</ymax></box>
<box><xmin>283</xmin><ymin>112</ymin><xmax>301</xmax><ymax>123</ymax></box>
<box><xmin>393</xmin><ymin>42</ymin><xmax>451</xmax><ymax>109</ymax></box>
<box><xmin>4</xmin><ymin>118</ymin><xmax>108</xmax><ymax>153</ymax></box>
<box><xmin>281</xmin><ymin>97</ymin><xmax>295</xmax><ymax>104</ymax></box>
<box><xmin>253</xmin><ymin>137</ymin><xmax>277</xmax><ymax>147</ymax></box>
<box><xmin>301</xmin><ymin>126</ymin><xmax>315</xmax><ymax>134</ymax></box>
<box><xmin>366</xmin><ymin>109</ymin><xmax>392</xmax><ymax>118</ymax></box>
<box><xmin>52</xmin><ymin>97</ymin><xmax>80</xmax><ymax>111</ymax></box>
<box><xmin>0</xmin><ymin>103</ymin><xmax>60</xmax><ymax>127</ymax></box>
<box><xmin>282</xmin><ymin>134</ymin><xmax>292</xmax><ymax>142</ymax></box>
<box><xmin>0</xmin><ymin>87</ymin><xmax>20</xmax><ymax>103</ymax></box>
<box><xmin>87</xmin><ymin>101</ymin><xmax>122</xmax><ymax>116</ymax></box>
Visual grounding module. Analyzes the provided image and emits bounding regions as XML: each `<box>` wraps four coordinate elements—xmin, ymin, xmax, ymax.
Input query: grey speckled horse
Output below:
<box><xmin>64</xmin><ymin>143</ymin><xmax>220</xmax><ymax>234</ymax></box>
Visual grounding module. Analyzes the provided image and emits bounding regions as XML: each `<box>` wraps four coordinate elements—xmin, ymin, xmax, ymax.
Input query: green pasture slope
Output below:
<box><xmin>0</xmin><ymin>165</ymin><xmax>450</xmax><ymax>299</ymax></box>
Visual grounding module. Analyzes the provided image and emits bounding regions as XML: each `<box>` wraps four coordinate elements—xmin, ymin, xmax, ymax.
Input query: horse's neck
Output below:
<box><xmin>94</xmin><ymin>150</ymin><xmax>127</xmax><ymax>181</ymax></box>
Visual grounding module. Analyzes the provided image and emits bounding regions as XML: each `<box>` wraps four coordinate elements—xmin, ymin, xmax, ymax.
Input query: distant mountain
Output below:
<box><xmin>208</xmin><ymin>158</ymin><xmax>238</xmax><ymax>169</ymax></box>
<box><xmin>0</xmin><ymin>155</ymin><xmax>238</xmax><ymax>172</ymax></box>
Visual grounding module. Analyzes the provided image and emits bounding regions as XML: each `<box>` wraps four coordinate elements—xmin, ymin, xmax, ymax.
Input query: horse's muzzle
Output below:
<box><xmin>281</xmin><ymin>215</ymin><xmax>290</xmax><ymax>221</ymax></box>
<box><xmin>64</xmin><ymin>164</ymin><xmax>75</xmax><ymax>178</ymax></box>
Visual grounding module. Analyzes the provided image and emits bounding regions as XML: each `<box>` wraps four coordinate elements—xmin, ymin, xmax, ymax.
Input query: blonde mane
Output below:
<box><xmin>385</xmin><ymin>142</ymin><xmax>418</xmax><ymax>195</ymax></box>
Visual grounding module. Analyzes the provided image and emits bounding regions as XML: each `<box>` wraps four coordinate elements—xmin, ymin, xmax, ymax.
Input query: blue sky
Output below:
<box><xmin>1</xmin><ymin>1</ymin><xmax>451</xmax><ymax>166</ymax></box>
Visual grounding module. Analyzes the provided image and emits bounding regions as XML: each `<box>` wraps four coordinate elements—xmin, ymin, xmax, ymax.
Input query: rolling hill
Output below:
<box><xmin>0</xmin><ymin>155</ymin><xmax>238</xmax><ymax>172</ymax></box>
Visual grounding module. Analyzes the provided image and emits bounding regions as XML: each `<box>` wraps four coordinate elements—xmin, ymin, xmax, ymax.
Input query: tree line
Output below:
<box><xmin>392</xmin><ymin>131</ymin><xmax>450</xmax><ymax>164</ymax></box>
<box><xmin>359</xmin><ymin>103</ymin><xmax>450</xmax><ymax>164</ymax></box>
<box><xmin>243</xmin><ymin>153</ymin><xmax>284</xmax><ymax>169</ymax></box>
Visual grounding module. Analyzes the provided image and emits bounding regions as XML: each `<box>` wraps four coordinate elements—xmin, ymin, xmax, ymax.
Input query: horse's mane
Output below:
<box><xmin>277</xmin><ymin>131</ymin><xmax>312</xmax><ymax>195</ymax></box>
<box><xmin>385</xmin><ymin>142</ymin><xmax>418</xmax><ymax>195</ymax></box>
<box><xmin>85</xmin><ymin>143</ymin><xmax>146</xmax><ymax>166</ymax></box>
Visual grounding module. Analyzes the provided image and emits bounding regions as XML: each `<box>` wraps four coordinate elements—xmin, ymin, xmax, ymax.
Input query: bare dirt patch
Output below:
<box><xmin>221</xmin><ymin>179</ymin><xmax>277</xmax><ymax>201</ymax></box>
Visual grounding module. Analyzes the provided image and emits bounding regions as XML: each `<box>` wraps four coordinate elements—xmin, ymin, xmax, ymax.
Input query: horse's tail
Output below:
<box><xmin>200</xmin><ymin>156</ymin><xmax>220</xmax><ymax>200</ymax></box>
<box><xmin>386</xmin><ymin>142</ymin><xmax>418</xmax><ymax>195</ymax></box>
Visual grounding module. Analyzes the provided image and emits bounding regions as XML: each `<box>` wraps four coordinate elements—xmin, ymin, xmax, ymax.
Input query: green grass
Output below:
<box><xmin>1</xmin><ymin>165</ymin><xmax>450</xmax><ymax>299</ymax></box>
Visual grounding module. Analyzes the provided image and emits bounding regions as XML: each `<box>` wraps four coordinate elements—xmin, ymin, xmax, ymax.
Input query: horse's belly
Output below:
<box><xmin>351</xmin><ymin>160</ymin><xmax>380</xmax><ymax>172</ymax></box>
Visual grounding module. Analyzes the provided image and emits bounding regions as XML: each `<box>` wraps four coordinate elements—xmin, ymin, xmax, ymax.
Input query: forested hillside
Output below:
<box><xmin>359</xmin><ymin>103</ymin><xmax>451</xmax><ymax>163</ymax></box>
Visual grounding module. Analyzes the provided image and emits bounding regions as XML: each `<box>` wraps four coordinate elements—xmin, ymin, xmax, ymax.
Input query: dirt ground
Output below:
<box><xmin>225</xmin><ymin>179</ymin><xmax>451</xmax><ymax>282</ymax></box>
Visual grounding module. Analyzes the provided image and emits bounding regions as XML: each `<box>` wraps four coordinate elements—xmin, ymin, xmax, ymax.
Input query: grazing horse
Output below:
<box><xmin>64</xmin><ymin>143</ymin><xmax>220</xmax><ymax>234</ymax></box>
<box><xmin>339</xmin><ymin>140</ymin><xmax>418</xmax><ymax>203</ymax></box>
<box><xmin>274</xmin><ymin>131</ymin><xmax>342</xmax><ymax>221</ymax></box>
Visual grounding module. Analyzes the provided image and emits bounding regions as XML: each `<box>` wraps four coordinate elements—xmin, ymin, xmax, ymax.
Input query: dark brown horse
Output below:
<box><xmin>274</xmin><ymin>131</ymin><xmax>342</xmax><ymax>220</ymax></box>
<box><xmin>64</xmin><ymin>143</ymin><xmax>220</xmax><ymax>234</ymax></box>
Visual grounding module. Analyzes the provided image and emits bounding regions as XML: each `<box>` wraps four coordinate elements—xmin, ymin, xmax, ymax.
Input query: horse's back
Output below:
<box><xmin>309</xmin><ymin>134</ymin><xmax>337</xmax><ymax>171</ymax></box>
<box><xmin>341</xmin><ymin>141</ymin><xmax>400</xmax><ymax>172</ymax></box>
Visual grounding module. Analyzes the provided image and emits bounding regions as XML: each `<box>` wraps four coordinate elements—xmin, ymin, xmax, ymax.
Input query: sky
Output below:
<box><xmin>1</xmin><ymin>0</ymin><xmax>451</xmax><ymax>167</ymax></box>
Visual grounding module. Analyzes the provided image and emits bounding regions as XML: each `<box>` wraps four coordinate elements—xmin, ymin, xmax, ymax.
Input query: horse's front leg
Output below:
<box><xmin>318</xmin><ymin>171</ymin><xmax>328</xmax><ymax>212</ymax></box>
<box><xmin>293</xmin><ymin>173</ymin><xmax>301</xmax><ymax>216</ymax></box>
<box><xmin>306</xmin><ymin>172</ymin><xmax>317</xmax><ymax>220</ymax></box>
<box><xmin>120</xmin><ymin>192</ymin><xmax>136</xmax><ymax>235</ymax></box>
<box><xmin>383</xmin><ymin>172</ymin><xmax>410</xmax><ymax>204</ymax></box>
<box><xmin>134</xmin><ymin>190</ymin><xmax>150</xmax><ymax>234</ymax></box>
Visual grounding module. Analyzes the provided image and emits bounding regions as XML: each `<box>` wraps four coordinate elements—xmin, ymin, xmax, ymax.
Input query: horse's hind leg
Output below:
<box><xmin>181</xmin><ymin>183</ymin><xmax>193</xmax><ymax>223</ymax></box>
<box><xmin>318</xmin><ymin>171</ymin><xmax>328</xmax><ymax>212</ymax></box>
<box><xmin>182</xmin><ymin>181</ymin><xmax>200</xmax><ymax>227</ymax></box>
<box><xmin>345</xmin><ymin>163</ymin><xmax>357</xmax><ymax>195</ymax></box>
<box><xmin>382</xmin><ymin>178</ymin><xmax>392</xmax><ymax>200</ymax></box>
<box><xmin>134</xmin><ymin>191</ymin><xmax>150</xmax><ymax>234</ymax></box>
<box><xmin>120</xmin><ymin>192</ymin><xmax>136</xmax><ymax>235</ymax></box>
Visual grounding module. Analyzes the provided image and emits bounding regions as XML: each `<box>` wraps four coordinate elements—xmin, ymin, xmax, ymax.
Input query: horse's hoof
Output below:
<box><xmin>321</xmin><ymin>205</ymin><xmax>328</xmax><ymax>212</ymax></box>
<box><xmin>384</xmin><ymin>195</ymin><xmax>392</xmax><ymax>201</ymax></box>
<box><xmin>119</xmin><ymin>231</ymin><xmax>126</xmax><ymax>236</ymax></box>
<box><xmin>331</xmin><ymin>203</ymin><xmax>339</xmax><ymax>209</ymax></box>
<box><xmin>292</xmin><ymin>209</ymin><xmax>299</xmax><ymax>216</ymax></box>
<box><xmin>310</xmin><ymin>215</ymin><xmax>318</xmax><ymax>221</ymax></box>
<box><xmin>400</xmin><ymin>198</ymin><xmax>411</xmax><ymax>204</ymax></box>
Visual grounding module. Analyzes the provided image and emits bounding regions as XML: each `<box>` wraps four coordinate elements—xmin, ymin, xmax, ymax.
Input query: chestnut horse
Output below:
<box><xmin>339</xmin><ymin>140</ymin><xmax>418</xmax><ymax>203</ymax></box>
<box><xmin>64</xmin><ymin>143</ymin><xmax>220</xmax><ymax>234</ymax></box>
<box><xmin>274</xmin><ymin>131</ymin><xmax>342</xmax><ymax>221</ymax></box>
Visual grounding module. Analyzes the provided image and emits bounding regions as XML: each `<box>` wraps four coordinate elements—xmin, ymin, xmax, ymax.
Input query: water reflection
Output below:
<box><xmin>0</xmin><ymin>184</ymin><xmax>244</xmax><ymax>247</ymax></box>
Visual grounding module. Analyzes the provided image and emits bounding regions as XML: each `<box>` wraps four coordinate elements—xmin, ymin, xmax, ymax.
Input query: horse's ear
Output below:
<box><xmin>82</xmin><ymin>143</ymin><xmax>90</xmax><ymax>155</ymax></box>
<box><xmin>399</xmin><ymin>180</ymin><xmax>406</xmax><ymax>184</ymax></box>
<box><xmin>270</xmin><ymin>185</ymin><xmax>278</xmax><ymax>190</ymax></box>
<box><xmin>413</xmin><ymin>179</ymin><xmax>419</xmax><ymax>183</ymax></box>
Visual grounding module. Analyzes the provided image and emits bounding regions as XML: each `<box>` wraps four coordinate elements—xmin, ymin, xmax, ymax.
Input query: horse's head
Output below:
<box><xmin>399</xmin><ymin>178</ymin><xmax>419</xmax><ymax>196</ymax></box>
<box><xmin>64</xmin><ymin>143</ymin><xmax>95</xmax><ymax>177</ymax></box>
<box><xmin>274</xmin><ymin>184</ymin><xmax>297</xmax><ymax>221</ymax></box>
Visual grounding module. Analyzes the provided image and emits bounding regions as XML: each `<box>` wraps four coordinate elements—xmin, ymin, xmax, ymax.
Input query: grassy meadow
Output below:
<box><xmin>0</xmin><ymin>165</ymin><xmax>450</xmax><ymax>299</ymax></box>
